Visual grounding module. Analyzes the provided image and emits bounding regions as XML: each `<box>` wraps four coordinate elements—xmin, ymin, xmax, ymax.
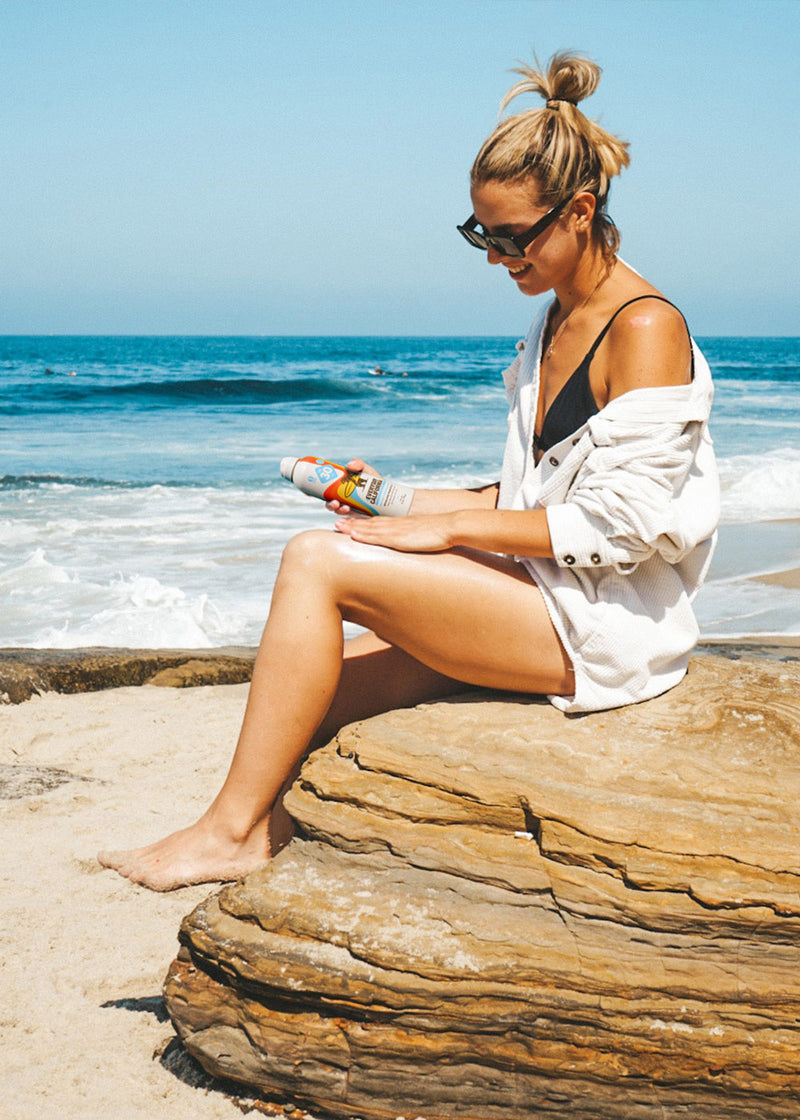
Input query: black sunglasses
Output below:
<box><xmin>457</xmin><ymin>197</ymin><xmax>569</xmax><ymax>258</ymax></box>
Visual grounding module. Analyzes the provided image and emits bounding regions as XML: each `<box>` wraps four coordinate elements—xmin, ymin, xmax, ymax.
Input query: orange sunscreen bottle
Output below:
<box><xmin>280</xmin><ymin>456</ymin><xmax>413</xmax><ymax>517</ymax></box>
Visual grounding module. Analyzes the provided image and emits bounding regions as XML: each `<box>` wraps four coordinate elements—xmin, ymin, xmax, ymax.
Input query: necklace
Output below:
<box><xmin>545</xmin><ymin>265</ymin><xmax>612</xmax><ymax>360</ymax></box>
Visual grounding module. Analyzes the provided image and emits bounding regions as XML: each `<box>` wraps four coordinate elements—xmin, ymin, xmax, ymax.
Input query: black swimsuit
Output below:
<box><xmin>533</xmin><ymin>295</ymin><xmax>691</xmax><ymax>457</ymax></box>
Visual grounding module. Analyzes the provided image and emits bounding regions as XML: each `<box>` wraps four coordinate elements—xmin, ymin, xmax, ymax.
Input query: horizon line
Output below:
<box><xmin>1</xmin><ymin>332</ymin><xmax>798</xmax><ymax>341</ymax></box>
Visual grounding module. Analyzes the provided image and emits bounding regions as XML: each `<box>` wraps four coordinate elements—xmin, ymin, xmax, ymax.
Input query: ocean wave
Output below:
<box><xmin>696</xmin><ymin>577</ymin><xmax>800</xmax><ymax>639</ymax></box>
<box><xmin>1</xmin><ymin>473</ymin><xmax>143</xmax><ymax>491</ymax></box>
<box><xmin>0</xmin><ymin>550</ymin><xmax>237</xmax><ymax>649</ymax></box>
<box><xmin>718</xmin><ymin>448</ymin><xmax>800</xmax><ymax>523</ymax></box>
<box><xmin>710</xmin><ymin>363</ymin><xmax>800</xmax><ymax>380</ymax></box>
<box><xmin>0</xmin><ymin>473</ymin><xmax>290</xmax><ymax>493</ymax></box>
<box><xmin>0</xmin><ymin>473</ymin><xmax>222</xmax><ymax>492</ymax></box>
<box><xmin>2</xmin><ymin>375</ymin><xmax>371</xmax><ymax>411</ymax></box>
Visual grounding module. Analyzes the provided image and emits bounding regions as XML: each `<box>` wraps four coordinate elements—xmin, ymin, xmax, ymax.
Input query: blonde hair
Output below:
<box><xmin>471</xmin><ymin>52</ymin><xmax>630</xmax><ymax>257</ymax></box>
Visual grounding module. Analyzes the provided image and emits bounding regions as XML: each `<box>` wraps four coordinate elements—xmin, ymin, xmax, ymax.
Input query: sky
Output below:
<box><xmin>1</xmin><ymin>0</ymin><xmax>798</xmax><ymax>336</ymax></box>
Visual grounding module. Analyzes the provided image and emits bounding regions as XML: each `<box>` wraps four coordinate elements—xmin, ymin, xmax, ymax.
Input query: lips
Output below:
<box><xmin>508</xmin><ymin>263</ymin><xmax>531</xmax><ymax>279</ymax></box>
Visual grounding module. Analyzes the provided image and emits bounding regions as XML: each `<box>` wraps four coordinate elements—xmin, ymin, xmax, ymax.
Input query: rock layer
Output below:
<box><xmin>0</xmin><ymin>647</ymin><xmax>255</xmax><ymax>703</ymax></box>
<box><xmin>165</xmin><ymin>656</ymin><xmax>800</xmax><ymax>1119</ymax></box>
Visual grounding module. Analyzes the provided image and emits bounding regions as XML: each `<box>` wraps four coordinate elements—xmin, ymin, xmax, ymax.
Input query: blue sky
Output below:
<box><xmin>2</xmin><ymin>0</ymin><xmax>798</xmax><ymax>336</ymax></box>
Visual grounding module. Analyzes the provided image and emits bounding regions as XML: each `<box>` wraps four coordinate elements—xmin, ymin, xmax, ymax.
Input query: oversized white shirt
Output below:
<box><xmin>499</xmin><ymin>302</ymin><xmax>720</xmax><ymax>713</ymax></box>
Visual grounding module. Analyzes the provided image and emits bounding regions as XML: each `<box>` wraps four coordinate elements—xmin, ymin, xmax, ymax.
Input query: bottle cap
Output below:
<box><xmin>279</xmin><ymin>457</ymin><xmax>298</xmax><ymax>480</ymax></box>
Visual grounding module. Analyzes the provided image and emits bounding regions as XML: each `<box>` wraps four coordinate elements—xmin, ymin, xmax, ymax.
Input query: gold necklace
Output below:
<box><xmin>545</xmin><ymin>266</ymin><xmax>612</xmax><ymax>360</ymax></box>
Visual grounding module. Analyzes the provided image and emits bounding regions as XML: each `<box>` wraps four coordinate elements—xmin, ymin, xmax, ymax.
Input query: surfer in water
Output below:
<box><xmin>100</xmin><ymin>51</ymin><xmax>718</xmax><ymax>891</ymax></box>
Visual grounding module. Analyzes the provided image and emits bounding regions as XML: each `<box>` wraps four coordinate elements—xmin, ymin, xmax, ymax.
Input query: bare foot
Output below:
<box><xmin>97</xmin><ymin>811</ymin><xmax>288</xmax><ymax>892</ymax></box>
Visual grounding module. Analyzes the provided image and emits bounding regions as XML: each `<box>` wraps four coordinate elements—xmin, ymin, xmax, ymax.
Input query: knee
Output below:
<box><xmin>277</xmin><ymin>529</ymin><xmax>347</xmax><ymax>583</ymax></box>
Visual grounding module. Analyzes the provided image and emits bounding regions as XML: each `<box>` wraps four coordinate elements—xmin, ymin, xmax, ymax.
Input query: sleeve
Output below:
<box><xmin>544</xmin><ymin>419</ymin><xmax>713</xmax><ymax>574</ymax></box>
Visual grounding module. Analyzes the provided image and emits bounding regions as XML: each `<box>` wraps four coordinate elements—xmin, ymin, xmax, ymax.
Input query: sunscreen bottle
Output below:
<box><xmin>280</xmin><ymin>456</ymin><xmax>414</xmax><ymax>517</ymax></box>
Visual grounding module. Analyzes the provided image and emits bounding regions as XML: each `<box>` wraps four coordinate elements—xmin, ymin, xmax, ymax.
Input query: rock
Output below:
<box><xmin>146</xmin><ymin>658</ymin><xmax>252</xmax><ymax>689</ymax></box>
<box><xmin>0</xmin><ymin>647</ymin><xmax>255</xmax><ymax>703</ymax></box>
<box><xmin>165</xmin><ymin>654</ymin><xmax>800</xmax><ymax>1119</ymax></box>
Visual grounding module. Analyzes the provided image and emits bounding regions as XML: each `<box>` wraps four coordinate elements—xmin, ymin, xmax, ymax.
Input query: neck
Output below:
<box><xmin>553</xmin><ymin>246</ymin><xmax>613</xmax><ymax>316</ymax></box>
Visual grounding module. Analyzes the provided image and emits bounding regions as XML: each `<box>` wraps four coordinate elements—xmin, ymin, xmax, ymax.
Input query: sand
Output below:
<box><xmin>4</xmin><ymin>643</ymin><xmax>800</xmax><ymax>1119</ymax></box>
<box><xmin>0</xmin><ymin>680</ymin><xmax>285</xmax><ymax>1120</ymax></box>
<box><xmin>754</xmin><ymin>565</ymin><xmax>800</xmax><ymax>590</ymax></box>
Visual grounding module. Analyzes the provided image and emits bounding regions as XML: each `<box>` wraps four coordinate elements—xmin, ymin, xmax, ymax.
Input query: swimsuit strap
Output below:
<box><xmin>533</xmin><ymin>296</ymin><xmax>692</xmax><ymax>458</ymax></box>
<box><xmin>580</xmin><ymin>295</ymin><xmax>684</xmax><ymax>366</ymax></box>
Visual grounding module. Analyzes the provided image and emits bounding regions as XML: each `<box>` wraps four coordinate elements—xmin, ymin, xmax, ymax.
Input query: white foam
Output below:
<box><xmin>0</xmin><ymin>548</ymin><xmax>73</xmax><ymax>590</ymax></box>
<box><xmin>3</xmin><ymin>446</ymin><xmax>800</xmax><ymax>647</ymax></box>
<box><xmin>718</xmin><ymin>448</ymin><xmax>800</xmax><ymax>524</ymax></box>
<box><xmin>36</xmin><ymin>588</ymin><xmax>222</xmax><ymax>649</ymax></box>
<box><xmin>695</xmin><ymin>578</ymin><xmax>800</xmax><ymax>639</ymax></box>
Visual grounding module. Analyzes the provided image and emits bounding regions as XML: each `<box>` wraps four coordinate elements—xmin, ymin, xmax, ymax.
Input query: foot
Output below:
<box><xmin>97</xmin><ymin>813</ymin><xmax>278</xmax><ymax>892</ymax></box>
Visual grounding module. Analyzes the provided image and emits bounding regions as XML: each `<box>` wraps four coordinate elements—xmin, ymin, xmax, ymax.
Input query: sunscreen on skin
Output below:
<box><xmin>280</xmin><ymin>456</ymin><xmax>414</xmax><ymax>517</ymax></box>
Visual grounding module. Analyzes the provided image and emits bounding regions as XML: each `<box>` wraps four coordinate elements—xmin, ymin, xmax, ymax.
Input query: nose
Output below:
<box><xmin>486</xmin><ymin>246</ymin><xmax>504</xmax><ymax>266</ymax></box>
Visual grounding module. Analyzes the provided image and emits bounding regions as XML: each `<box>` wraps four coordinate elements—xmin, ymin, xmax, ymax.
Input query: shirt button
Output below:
<box><xmin>591</xmin><ymin>553</ymin><xmax>601</xmax><ymax>564</ymax></box>
<box><xmin>564</xmin><ymin>554</ymin><xmax>576</xmax><ymax>565</ymax></box>
<box><xmin>549</xmin><ymin>455</ymin><xmax>559</xmax><ymax>466</ymax></box>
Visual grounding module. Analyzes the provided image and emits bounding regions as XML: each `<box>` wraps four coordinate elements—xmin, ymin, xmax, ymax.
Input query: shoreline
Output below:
<box><xmin>754</xmin><ymin>567</ymin><xmax>800</xmax><ymax>590</ymax></box>
<box><xmin>0</xmin><ymin>639</ymin><xmax>798</xmax><ymax>706</ymax></box>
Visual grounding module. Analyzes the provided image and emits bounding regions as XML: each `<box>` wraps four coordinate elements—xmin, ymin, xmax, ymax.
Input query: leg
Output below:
<box><xmin>99</xmin><ymin>530</ymin><xmax>570</xmax><ymax>890</ymax></box>
<box><xmin>254</xmin><ymin>628</ymin><xmax>473</xmax><ymax>858</ymax></box>
<box><xmin>97</xmin><ymin>631</ymin><xmax>464</xmax><ymax>891</ymax></box>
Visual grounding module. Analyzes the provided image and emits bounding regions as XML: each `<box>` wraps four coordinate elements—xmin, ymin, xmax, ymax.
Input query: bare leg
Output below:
<box><xmin>99</xmin><ymin>531</ymin><xmax>571</xmax><ymax>890</ymax></box>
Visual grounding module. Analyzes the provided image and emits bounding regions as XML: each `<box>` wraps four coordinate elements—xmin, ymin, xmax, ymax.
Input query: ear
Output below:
<box><xmin>569</xmin><ymin>191</ymin><xmax>597</xmax><ymax>234</ymax></box>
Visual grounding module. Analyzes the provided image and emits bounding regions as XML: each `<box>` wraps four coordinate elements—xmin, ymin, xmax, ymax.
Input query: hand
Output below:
<box><xmin>324</xmin><ymin>458</ymin><xmax>382</xmax><ymax>515</ymax></box>
<box><xmin>334</xmin><ymin>512</ymin><xmax>455</xmax><ymax>553</ymax></box>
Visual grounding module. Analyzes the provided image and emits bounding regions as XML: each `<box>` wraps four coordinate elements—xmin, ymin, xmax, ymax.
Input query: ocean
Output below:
<box><xmin>2</xmin><ymin>334</ymin><xmax>799</xmax><ymax>649</ymax></box>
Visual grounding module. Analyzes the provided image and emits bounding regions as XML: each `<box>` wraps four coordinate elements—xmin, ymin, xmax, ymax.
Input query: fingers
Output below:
<box><xmin>335</xmin><ymin>516</ymin><xmax>380</xmax><ymax>541</ymax></box>
<box><xmin>325</xmin><ymin>500</ymin><xmax>370</xmax><ymax>515</ymax></box>
<box><xmin>326</xmin><ymin>459</ymin><xmax>381</xmax><ymax>512</ymax></box>
<box><xmin>334</xmin><ymin>516</ymin><xmax>362</xmax><ymax>536</ymax></box>
<box><xmin>345</xmin><ymin>458</ymin><xmax>381</xmax><ymax>477</ymax></box>
<box><xmin>334</xmin><ymin>514</ymin><xmax>453</xmax><ymax>553</ymax></box>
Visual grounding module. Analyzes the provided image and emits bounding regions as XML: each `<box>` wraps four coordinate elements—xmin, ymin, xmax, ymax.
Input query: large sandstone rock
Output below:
<box><xmin>165</xmin><ymin>655</ymin><xmax>800</xmax><ymax>1119</ymax></box>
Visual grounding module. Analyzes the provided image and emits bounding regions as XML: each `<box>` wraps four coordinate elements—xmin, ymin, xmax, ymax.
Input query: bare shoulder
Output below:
<box><xmin>603</xmin><ymin>295</ymin><xmax>693</xmax><ymax>401</ymax></box>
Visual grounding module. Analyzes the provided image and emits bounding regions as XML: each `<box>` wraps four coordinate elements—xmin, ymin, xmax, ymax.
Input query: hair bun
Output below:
<box><xmin>547</xmin><ymin>51</ymin><xmax>601</xmax><ymax>106</ymax></box>
<box><xmin>500</xmin><ymin>50</ymin><xmax>600</xmax><ymax>115</ymax></box>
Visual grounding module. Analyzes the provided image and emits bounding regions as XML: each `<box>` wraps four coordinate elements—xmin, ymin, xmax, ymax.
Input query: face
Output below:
<box><xmin>469</xmin><ymin>179</ymin><xmax>581</xmax><ymax>296</ymax></box>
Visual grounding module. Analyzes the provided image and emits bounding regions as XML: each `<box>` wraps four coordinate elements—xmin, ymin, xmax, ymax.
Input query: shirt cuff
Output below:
<box><xmin>545</xmin><ymin>503</ymin><xmax>641</xmax><ymax>571</ymax></box>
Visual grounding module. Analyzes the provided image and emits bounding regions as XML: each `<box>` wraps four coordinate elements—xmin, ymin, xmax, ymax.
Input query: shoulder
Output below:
<box><xmin>603</xmin><ymin>296</ymin><xmax>693</xmax><ymax>400</ymax></box>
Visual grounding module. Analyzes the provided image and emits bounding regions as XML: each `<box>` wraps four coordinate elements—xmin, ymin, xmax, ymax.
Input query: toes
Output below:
<box><xmin>97</xmin><ymin>849</ymin><xmax>141</xmax><ymax>881</ymax></box>
<box><xmin>97</xmin><ymin>849</ymin><xmax>123</xmax><ymax>870</ymax></box>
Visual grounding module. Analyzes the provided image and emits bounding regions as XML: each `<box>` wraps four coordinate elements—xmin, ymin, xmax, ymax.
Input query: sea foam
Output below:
<box><xmin>718</xmin><ymin>448</ymin><xmax>800</xmax><ymax>524</ymax></box>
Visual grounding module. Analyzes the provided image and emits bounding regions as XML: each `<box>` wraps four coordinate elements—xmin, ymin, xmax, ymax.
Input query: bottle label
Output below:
<box><xmin>293</xmin><ymin>457</ymin><xmax>413</xmax><ymax>516</ymax></box>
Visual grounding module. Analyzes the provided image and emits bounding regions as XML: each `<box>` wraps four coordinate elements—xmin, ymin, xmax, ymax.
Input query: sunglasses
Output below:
<box><xmin>457</xmin><ymin>197</ymin><xmax>569</xmax><ymax>258</ymax></box>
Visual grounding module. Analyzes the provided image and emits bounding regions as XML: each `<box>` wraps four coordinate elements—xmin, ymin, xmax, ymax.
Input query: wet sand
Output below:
<box><xmin>753</xmin><ymin>566</ymin><xmax>800</xmax><ymax>590</ymax></box>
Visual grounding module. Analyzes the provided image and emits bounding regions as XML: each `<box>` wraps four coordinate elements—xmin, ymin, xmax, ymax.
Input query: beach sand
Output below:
<box><xmin>0</xmin><ymin>680</ymin><xmax>290</xmax><ymax>1120</ymax></box>
<box><xmin>754</xmin><ymin>565</ymin><xmax>800</xmax><ymax>590</ymax></box>
<box><xmin>3</xmin><ymin>643</ymin><xmax>800</xmax><ymax>1119</ymax></box>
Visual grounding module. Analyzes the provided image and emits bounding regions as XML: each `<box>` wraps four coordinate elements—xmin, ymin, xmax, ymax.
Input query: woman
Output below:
<box><xmin>100</xmin><ymin>52</ymin><xmax>718</xmax><ymax>891</ymax></box>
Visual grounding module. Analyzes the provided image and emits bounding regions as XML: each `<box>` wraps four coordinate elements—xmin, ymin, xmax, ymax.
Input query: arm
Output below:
<box><xmin>544</xmin><ymin>304</ymin><xmax>705</xmax><ymax>571</ymax></box>
<box><xmin>410</xmin><ymin>481</ymin><xmax>500</xmax><ymax>515</ymax></box>
<box><xmin>336</xmin><ymin>505</ymin><xmax>554</xmax><ymax>556</ymax></box>
<box><xmin>601</xmin><ymin>298</ymin><xmax>692</xmax><ymax>403</ymax></box>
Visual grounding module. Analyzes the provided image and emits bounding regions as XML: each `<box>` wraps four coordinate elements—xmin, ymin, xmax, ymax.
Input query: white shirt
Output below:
<box><xmin>499</xmin><ymin>303</ymin><xmax>720</xmax><ymax>713</ymax></box>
